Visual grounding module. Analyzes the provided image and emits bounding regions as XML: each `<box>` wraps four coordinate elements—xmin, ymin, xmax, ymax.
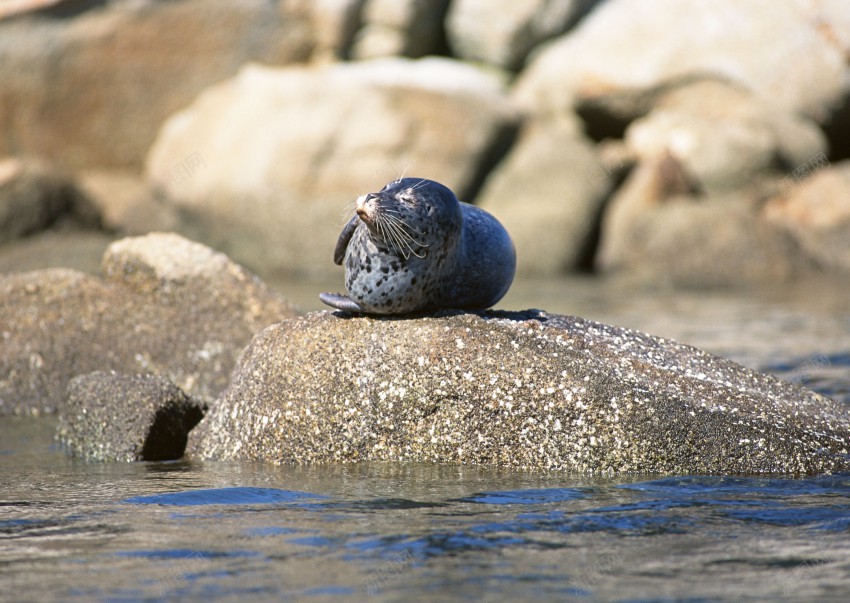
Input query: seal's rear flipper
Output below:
<box><xmin>319</xmin><ymin>292</ymin><xmax>364</xmax><ymax>313</ymax></box>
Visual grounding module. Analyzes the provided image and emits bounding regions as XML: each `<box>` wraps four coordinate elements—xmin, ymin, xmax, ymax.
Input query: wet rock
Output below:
<box><xmin>477</xmin><ymin>115</ymin><xmax>611</xmax><ymax>275</ymax></box>
<box><xmin>765</xmin><ymin>161</ymin><xmax>850</xmax><ymax>274</ymax></box>
<box><xmin>0</xmin><ymin>0</ymin><xmax>313</xmax><ymax>169</ymax></box>
<box><xmin>351</xmin><ymin>0</ymin><xmax>450</xmax><ymax>59</ymax></box>
<box><xmin>513</xmin><ymin>0</ymin><xmax>850</xmax><ymax>123</ymax></box>
<box><xmin>57</xmin><ymin>371</ymin><xmax>204</xmax><ymax>462</ymax></box>
<box><xmin>146</xmin><ymin>58</ymin><xmax>517</xmax><ymax>278</ymax></box>
<box><xmin>0</xmin><ymin>157</ymin><xmax>94</xmax><ymax>245</ymax></box>
<box><xmin>446</xmin><ymin>0</ymin><xmax>595</xmax><ymax>71</ymax></box>
<box><xmin>0</xmin><ymin>233</ymin><xmax>295</xmax><ymax>415</ymax></box>
<box><xmin>188</xmin><ymin>311</ymin><xmax>850</xmax><ymax>475</ymax></box>
<box><xmin>624</xmin><ymin>80</ymin><xmax>827</xmax><ymax>194</ymax></box>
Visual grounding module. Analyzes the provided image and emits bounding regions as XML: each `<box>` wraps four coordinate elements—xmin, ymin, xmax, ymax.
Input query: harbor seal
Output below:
<box><xmin>319</xmin><ymin>178</ymin><xmax>516</xmax><ymax>315</ymax></box>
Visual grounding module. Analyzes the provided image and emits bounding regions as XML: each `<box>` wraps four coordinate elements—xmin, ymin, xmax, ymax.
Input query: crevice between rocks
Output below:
<box><xmin>463</xmin><ymin>120</ymin><xmax>521</xmax><ymax>203</ymax></box>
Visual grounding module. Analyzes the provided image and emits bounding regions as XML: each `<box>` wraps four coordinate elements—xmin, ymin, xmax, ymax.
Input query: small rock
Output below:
<box><xmin>596</xmin><ymin>151</ymin><xmax>697</xmax><ymax>272</ymax></box>
<box><xmin>0</xmin><ymin>233</ymin><xmax>296</xmax><ymax>415</ymax></box>
<box><xmin>596</xmin><ymin>156</ymin><xmax>803</xmax><ymax>286</ymax></box>
<box><xmin>623</xmin><ymin>80</ymin><xmax>827</xmax><ymax>194</ymax></box>
<box><xmin>188</xmin><ymin>311</ymin><xmax>850</xmax><ymax>475</ymax></box>
<box><xmin>57</xmin><ymin>371</ymin><xmax>204</xmax><ymax>462</ymax></box>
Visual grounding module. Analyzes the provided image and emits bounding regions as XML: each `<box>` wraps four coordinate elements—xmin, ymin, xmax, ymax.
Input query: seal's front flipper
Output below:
<box><xmin>333</xmin><ymin>216</ymin><xmax>360</xmax><ymax>265</ymax></box>
<box><xmin>319</xmin><ymin>292</ymin><xmax>365</xmax><ymax>313</ymax></box>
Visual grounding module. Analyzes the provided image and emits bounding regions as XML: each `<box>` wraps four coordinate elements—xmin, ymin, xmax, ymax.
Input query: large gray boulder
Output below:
<box><xmin>513</xmin><ymin>0</ymin><xmax>850</xmax><ymax>122</ymax></box>
<box><xmin>0</xmin><ymin>0</ymin><xmax>313</xmax><ymax>169</ymax></box>
<box><xmin>0</xmin><ymin>233</ymin><xmax>296</xmax><ymax>415</ymax></box>
<box><xmin>57</xmin><ymin>371</ymin><xmax>204</xmax><ymax>462</ymax></box>
<box><xmin>188</xmin><ymin>311</ymin><xmax>850</xmax><ymax>475</ymax></box>
<box><xmin>146</xmin><ymin>58</ymin><xmax>517</xmax><ymax>278</ymax></box>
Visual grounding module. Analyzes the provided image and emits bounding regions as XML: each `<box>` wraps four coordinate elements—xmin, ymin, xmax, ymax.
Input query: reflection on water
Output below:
<box><xmin>3</xmin><ymin>276</ymin><xmax>850</xmax><ymax>601</ymax></box>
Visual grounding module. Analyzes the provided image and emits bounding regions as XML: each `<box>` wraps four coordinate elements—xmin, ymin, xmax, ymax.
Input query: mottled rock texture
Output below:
<box><xmin>0</xmin><ymin>233</ymin><xmax>295</xmax><ymax>415</ymax></box>
<box><xmin>57</xmin><ymin>371</ymin><xmax>204</xmax><ymax>462</ymax></box>
<box><xmin>189</xmin><ymin>311</ymin><xmax>850</xmax><ymax>475</ymax></box>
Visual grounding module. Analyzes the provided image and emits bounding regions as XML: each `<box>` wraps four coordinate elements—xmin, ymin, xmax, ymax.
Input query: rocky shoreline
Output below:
<box><xmin>1</xmin><ymin>1</ymin><xmax>849</xmax><ymax>473</ymax></box>
<box><xmin>1</xmin><ymin>233</ymin><xmax>847</xmax><ymax>474</ymax></box>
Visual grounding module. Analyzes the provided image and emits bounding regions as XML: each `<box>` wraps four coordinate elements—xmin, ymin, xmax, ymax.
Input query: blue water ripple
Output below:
<box><xmin>123</xmin><ymin>487</ymin><xmax>327</xmax><ymax>506</ymax></box>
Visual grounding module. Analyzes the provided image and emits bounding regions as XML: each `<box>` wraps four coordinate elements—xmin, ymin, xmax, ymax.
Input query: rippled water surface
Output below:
<box><xmin>3</xmin><ymin>276</ymin><xmax>850</xmax><ymax>602</ymax></box>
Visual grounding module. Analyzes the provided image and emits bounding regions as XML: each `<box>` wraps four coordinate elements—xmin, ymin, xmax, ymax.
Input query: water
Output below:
<box><xmin>3</xmin><ymin>276</ymin><xmax>850</xmax><ymax>602</ymax></box>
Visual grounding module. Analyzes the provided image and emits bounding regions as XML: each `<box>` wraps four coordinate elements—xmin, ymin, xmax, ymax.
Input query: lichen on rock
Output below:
<box><xmin>189</xmin><ymin>310</ymin><xmax>850</xmax><ymax>475</ymax></box>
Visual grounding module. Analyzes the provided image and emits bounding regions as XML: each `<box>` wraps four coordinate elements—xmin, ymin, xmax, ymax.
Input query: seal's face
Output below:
<box><xmin>338</xmin><ymin>178</ymin><xmax>463</xmax><ymax>313</ymax></box>
<box><xmin>355</xmin><ymin>178</ymin><xmax>461</xmax><ymax>260</ymax></box>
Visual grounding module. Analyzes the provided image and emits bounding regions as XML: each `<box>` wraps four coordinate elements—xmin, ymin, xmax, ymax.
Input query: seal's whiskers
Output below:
<box><xmin>377</xmin><ymin>213</ymin><xmax>429</xmax><ymax>259</ymax></box>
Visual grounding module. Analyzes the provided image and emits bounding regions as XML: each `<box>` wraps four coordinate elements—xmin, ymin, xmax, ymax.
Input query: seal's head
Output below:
<box><xmin>353</xmin><ymin>178</ymin><xmax>462</xmax><ymax>260</ymax></box>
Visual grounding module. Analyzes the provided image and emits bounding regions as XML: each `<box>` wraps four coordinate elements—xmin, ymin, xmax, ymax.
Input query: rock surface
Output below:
<box><xmin>78</xmin><ymin>170</ymin><xmax>179</xmax><ymax>235</ymax></box>
<box><xmin>306</xmin><ymin>0</ymin><xmax>367</xmax><ymax>61</ymax></box>
<box><xmin>56</xmin><ymin>371</ymin><xmax>204</xmax><ymax>462</ymax></box>
<box><xmin>0</xmin><ymin>233</ymin><xmax>295</xmax><ymax>415</ymax></box>
<box><xmin>2</xmin><ymin>0</ymin><xmax>848</xmax><ymax>287</ymax></box>
<box><xmin>146</xmin><ymin>58</ymin><xmax>517</xmax><ymax>278</ymax></box>
<box><xmin>188</xmin><ymin>311</ymin><xmax>850</xmax><ymax>475</ymax></box>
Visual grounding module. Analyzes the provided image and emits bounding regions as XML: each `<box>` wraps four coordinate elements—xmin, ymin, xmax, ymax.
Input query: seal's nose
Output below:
<box><xmin>355</xmin><ymin>193</ymin><xmax>378</xmax><ymax>222</ymax></box>
<box><xmin>355</xmin><ymin>194</ymin><xmax>368</xmax><ymax>215</ymax></box>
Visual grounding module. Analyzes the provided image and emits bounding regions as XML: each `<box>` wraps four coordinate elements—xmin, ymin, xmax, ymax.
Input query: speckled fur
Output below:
<box><xmin>325</xmin><ymin>178</ymin><xmax>516</xmax><ymax>315</ymax></box>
